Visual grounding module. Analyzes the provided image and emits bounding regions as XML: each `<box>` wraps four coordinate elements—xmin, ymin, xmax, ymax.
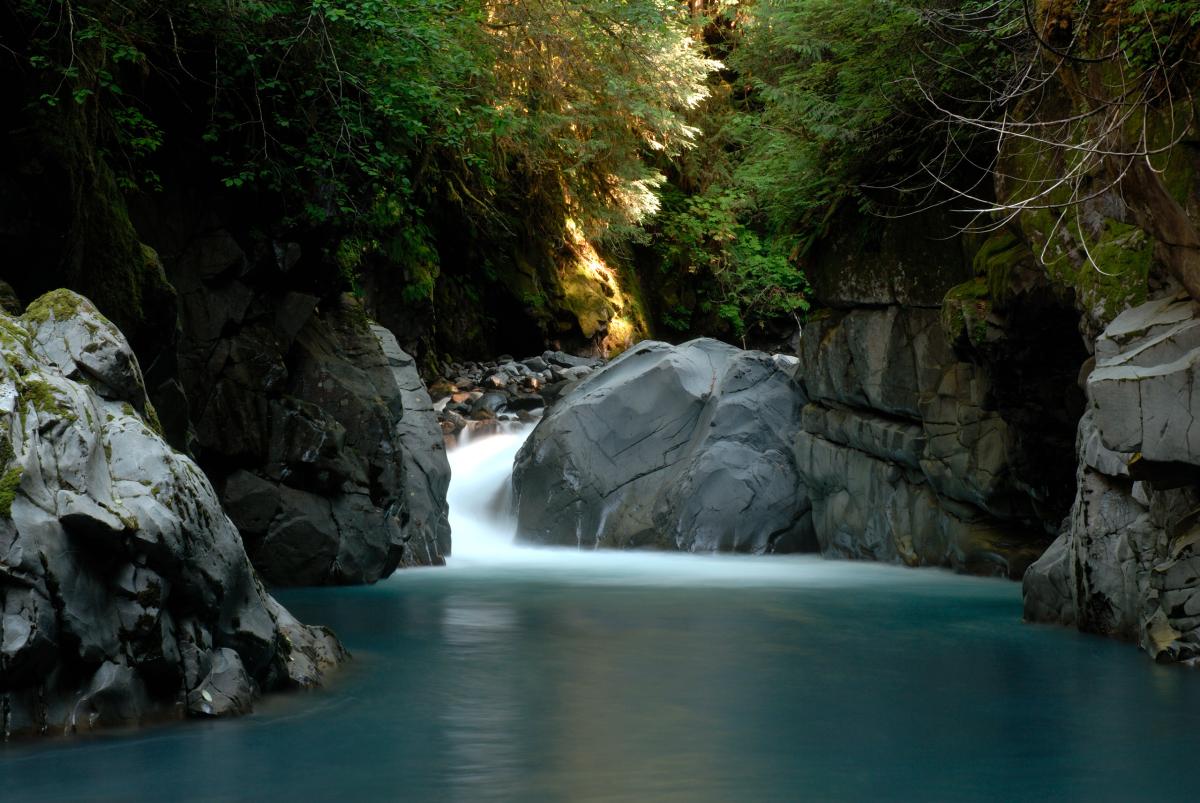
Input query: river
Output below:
<box><xmin>3</xmin><ymin>427</ymin><xmax>1199</xmax><ymax>801</ymax></box>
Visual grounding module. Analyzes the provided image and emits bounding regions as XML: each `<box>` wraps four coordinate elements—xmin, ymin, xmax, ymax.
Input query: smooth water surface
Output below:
<box><xmin>3</xmin><ymin>429</ymin><xmax>1199</xmax><ymax>801</ymax></box>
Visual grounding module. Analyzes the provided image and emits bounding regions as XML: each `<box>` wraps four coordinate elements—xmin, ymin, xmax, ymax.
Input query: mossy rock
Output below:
<box><xmin>941</xmin><ymin>278</ymin><xmax>994</xmax><ymax>347</ymax></box>
<box><xmin>24</xmin><ymin>287</ymin><xmax>89</xmax><ymax>326</ymax></box>
<box><xmin>559</xmin><ymin>269</ymin><xmax>614</xmax><ymax>339</ymax></box>
<box><xmin>805</xmin><ymin>206</ymin><xmax>972</xmax><ymax>307</ymax></box>
<box><xmin>1075</xmin><ymin>221</ymin><xmax>1152</xmax><ymax>322</ymax></box>
<box><xmin>972</xmin><ymin>231</ymin><xmax>1026</xmax><ymax>305</ymax></box>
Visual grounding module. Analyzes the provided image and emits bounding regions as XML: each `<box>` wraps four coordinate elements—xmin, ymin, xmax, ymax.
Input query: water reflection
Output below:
<box><xmin>4</xmin><ymin>562</ymin><xmax>1200</xmax><ymax>802</ymax></box>
<box><xmin>440</xmin><ymin>597</ymin><xmax>522</xmax><ymax>801</ymax></box>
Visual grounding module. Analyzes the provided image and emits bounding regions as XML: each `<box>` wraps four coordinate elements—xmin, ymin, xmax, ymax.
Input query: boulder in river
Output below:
<box><xmin>174</xmin><ymin>284</ymin><xmax>451</xmax><ymax>584</ymax></box>
<box><xmin>0</xmin><ymin>290</ymin><xmax>343</xmax><ymax>739</ymax></box>
<box><xmin>512</xmin><ymin>338</ymin><xmax>814</xmax><ymax>552</ymax></box>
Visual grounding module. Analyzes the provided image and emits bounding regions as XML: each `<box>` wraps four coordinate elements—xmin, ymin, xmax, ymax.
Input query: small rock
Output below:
<box><xmin>523</xmin><ymin>356</ymin><xmax>549</xmax><ymax>372</ymax></box>
<box><xmin>543</xmin><ymin>350</ymin><xmax>593</xmax><ymax>369</ymax></box>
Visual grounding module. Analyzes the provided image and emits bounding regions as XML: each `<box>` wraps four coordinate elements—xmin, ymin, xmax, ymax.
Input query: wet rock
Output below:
<box><xmin>513</xmin><ymin>339</ymin><xmax>812</xmax><ymax>553</ymax></box>
<box><xmin>543</xmin><ymin>350</ymin><xmax>594</xmax><ymax>369</ymax></box>
<box><xmin>185</xmin><ymin>647</ymin><xmax>254</xmax><ymax>718</ymax></box>
<box><xmin>522</xmin><ymin>356</ymin><xmax>549</xmax><ymax>372</ymax></box>
<box><xmin>71</xmin><ymin>662</ymin><xmax>152</xmax><ymax>731</ymax></box>
<box><xmin>432</xmin><ymin>350</ymin><xmax>593</xmax><ymax>436</ymax></box>
<box><xmin>505</xmin><ymin>393</ymin><xmax>544</xmax><ymax>412</ymax></box>
<box><xmin>0</xmin><ymin>290</ymin><xmax>343</xmax><ymax>740</ymax></box>
<box><xmin>551</xmin><ymin>365</ymin><xmax>593</xmax><ymax>383</ymax></box>
<box><xmin>178</xmin><ymin>290</ymin><xmax>450</xmax><ymax>584</ymax></box>
<box><xmin>1025</xmin><ymin>294</ymin><xmax>1200</xmax><ymax>662</ymax></box>
<box><xmin>471</xmin><ymin>391</ymin><xmax>509</xmax><ymax>419</ymax></box>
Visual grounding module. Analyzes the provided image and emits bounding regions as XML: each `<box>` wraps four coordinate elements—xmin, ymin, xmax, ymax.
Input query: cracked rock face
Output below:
<box><xmin>794</xmin><ymin>307</ymin><xmax>1055</xmax><ymax>578</ymax></box>
<box><xmin>1025</xmin><ymin>293</ymin><xmax>1200</xmax><ymax>662</ymax></box>
<box><xmin>0</xmin><ymin>290</ymin><xmax>343</xmax><ymax>739</ymax></box>
<box><xmin>169</xmin><ymin>239</ymin><xmax>450</xmax><ymax>583</ymax></box>
<box><xmin>512</xmin><ymin>338</ymin><xmax>813</xmax><ymax>553</ymax></box>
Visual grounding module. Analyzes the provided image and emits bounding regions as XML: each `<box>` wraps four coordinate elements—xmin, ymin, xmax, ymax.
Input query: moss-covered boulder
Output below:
<box><xmin>0</xmin><ymin>290</ymin><xmax>343</xmax><ymax>739</ymax></box>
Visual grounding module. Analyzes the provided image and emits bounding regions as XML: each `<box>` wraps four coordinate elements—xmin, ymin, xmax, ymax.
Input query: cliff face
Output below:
<box><xmin>1012</xmin><ymin>128</ymin><xmax>1200</xmax><ymax>660</ymax></box>
<box><xmin>791</xmin><ymin>211</ymin><xmax>1086</xmax><ymax>578</ymax></box>
<box><xmin>0</xmin><ymin>106</ymin><xmax>453</xmax><ymax>586</ymax></box>
<box><xmin>139</xmin><ymin>214</ymin><xmax>451</xmax><ymax>584</ymax></box>
<box><xmin>985</xmin><ymin>81</ymin><xmax>1200</xmax><ymax>661</ymax></box>
<box><xmin>1025</xmin><ymin>294</ymin><xmax>1200</xmax><ymax>660</ymax></box>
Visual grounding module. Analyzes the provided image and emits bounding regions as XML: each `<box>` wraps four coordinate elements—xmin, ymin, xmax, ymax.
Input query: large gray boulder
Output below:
<box><xmin>1089</xmin><ymin>292</ymin><xmax>1200</xmax><ymax>463</ymax></box>
<box><xmin>512</xmin><ymin>339</ymin><xmax>813</xmax><ymax>553</ymax></box>
<box><xmin>0</xmin><ymin>290</ymin><xmax>343</xmax><ymax>739</ymax></box>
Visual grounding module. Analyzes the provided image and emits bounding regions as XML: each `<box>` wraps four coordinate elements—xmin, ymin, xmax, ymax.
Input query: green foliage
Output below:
<box><xmin>652</xmin><ymin>185</ymin><xmax>808</xmax><ymax>339</ymax></box>
<box><xmin>9</xmin><ymin>0</ymin><xmax>714</xmax><ymax>262</ymax></box>
<box><xmin>727</xmin><ymin>0</ymin><xmax>986</xmax><ymax>245</ymax></box>
<box><xmin>8</xmin><ymin>0</ymin><xmax>718</xmax><ymax>352</ymax></box>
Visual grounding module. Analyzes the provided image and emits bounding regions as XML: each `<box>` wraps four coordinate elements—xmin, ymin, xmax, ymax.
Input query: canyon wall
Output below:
<box><xmin>793</xmin><ymin>212</ymin><xmax>1086</xmax><ymax>578</ymax></box>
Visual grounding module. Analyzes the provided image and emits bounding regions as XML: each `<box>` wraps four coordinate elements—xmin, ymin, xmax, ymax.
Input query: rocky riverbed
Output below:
<box><xmin>430</xmin><ymin>351</ymin><xmax>605</xmax><ymax>444</ymax></box>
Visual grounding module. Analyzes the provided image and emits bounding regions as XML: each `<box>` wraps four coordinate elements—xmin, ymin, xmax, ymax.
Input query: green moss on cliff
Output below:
<box><xmin>0</xmin><ymin>466</ymin><xmax>24</xmax><ymax>518</ymax></box>
<box><xmin>144</xmin><ymin>400</ymin><xmax>164</xmax><ymax>437</ymax></box>
<box><xmin>0</xmin><ymin>316</ymin><xmax>31</xmax><ymax>352</ymax></box>
<box><xmin>942</xmin><ymin>277</ymin><xmax>992</xmax><ymax>346</ymax></box>
<box><xmin>1078</xmin><ymin>222</ymin><xmax>1153</xmax><ymax>319</ymax></box>
<box><xmin>559</xmin><ymin>269</ymin><xmax>614</xmax><ymax>339</ymax></box>
<box><xmin>973</xmin><ymin>231</ymin><xmax>1025</xmax><ymax>305</ymax></box>
<box><xmin>17</xmin><ymin>377</ymin><xmax>73</xmax><ymax>428</ymax></box>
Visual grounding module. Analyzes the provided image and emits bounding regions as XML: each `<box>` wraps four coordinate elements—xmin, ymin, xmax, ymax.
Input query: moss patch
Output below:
<box><xmin>942</xmin><ymin>278</ymin><xmax>993</xmax><ymax>346</ymax></box>
<box><xmin>1077</xmin><ymin>221</ymin><xmax>1153</xmax><ymax>320</ymax></box>
<box><xmin>23</xmin><ymin>288</ymin><xmax>87</xmax><ymax>326</ymax></box>
<box><xmin>144</xmin><ymin>401</ymin><xmax>164</xmax><ymax>437</ymax></box>
<box><xmin>0</xmin><ymin>465</ymin><xmax>24</xmax><ymax>518</ymax></box>
<box><xmin>0</xmin><ymin>315</ymin><xmax>31</xmax><ymax>352</ymax></box>
<box><xmin>19</xmin><ymin>377</ymin><xmax>71</xmax><ymax>420</ymax></box>
<box><xmin>972</xmin><ymin>231</ymin><xmax>1027</xmax><ymax>305</ymax></box>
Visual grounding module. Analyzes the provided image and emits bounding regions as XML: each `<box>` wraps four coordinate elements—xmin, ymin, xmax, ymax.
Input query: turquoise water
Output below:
<box><xmin>4</xmin><ymin>427</ymin><xmax>1198</xmax><ymax>801</ymax></box>
<box><xmin>3</xmin><ymin>551</ymin><xmax>1200</xmax><ymax>802</ymax></box>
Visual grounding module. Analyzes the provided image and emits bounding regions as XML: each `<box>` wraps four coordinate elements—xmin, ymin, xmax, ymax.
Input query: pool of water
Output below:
<box><xmin>3</xmin><ymin>429</ymin><xmax>1199</xmax><ymax>801</ymax></box>
<box><xmin>4</xmin><ymin>553</ymin><xmax>1199</xmax><ymax>802</ymax></box>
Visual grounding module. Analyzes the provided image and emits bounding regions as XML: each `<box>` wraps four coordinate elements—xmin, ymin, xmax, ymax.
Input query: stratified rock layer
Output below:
<box><xmin>0</xmin><ymin>290</ymin><xmax>343</xmax><ymax>739</ymax></box>
<box><xmin>1024</xmin><ymin>292</ymin><xmax>1200</xmax><ymax>661</ymax></box>
<box><xmin>512</xmin><ymin>339</ymin><xmax>812</xmax><ymax>553</ymax></box>
<box><xmin>793</xmin><ymin>307</ymin><xmax>1056</xmax><ymax>578</ymax></box>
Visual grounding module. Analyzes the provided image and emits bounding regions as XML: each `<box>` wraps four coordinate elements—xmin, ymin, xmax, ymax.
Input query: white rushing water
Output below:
<box><xmin>441</xmin><ymin>424</ymin><xmax>994</xmax><ymax>593</ymax></box>
<box><xmin>445</xmin><ymin>425</ymin><xmax>535</xmax><ymax>564</ymax></box>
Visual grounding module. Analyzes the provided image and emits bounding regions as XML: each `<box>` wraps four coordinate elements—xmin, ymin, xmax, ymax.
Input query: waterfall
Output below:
<box><xmin>441</xmin><ymin>422</ymin><xmax>908</xmax><ymax>587</ymax></box>
<box><xmin>445</xmin><ymin>425</ymin><xmax>534</xmax><ymax>563</ymax></box>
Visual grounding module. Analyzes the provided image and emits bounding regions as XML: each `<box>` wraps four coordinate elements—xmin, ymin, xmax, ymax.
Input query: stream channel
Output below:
<box><xmin>3</xmin><ymin>427</ymin><xmax>1200</xmax><ymax>801</ymax></box>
